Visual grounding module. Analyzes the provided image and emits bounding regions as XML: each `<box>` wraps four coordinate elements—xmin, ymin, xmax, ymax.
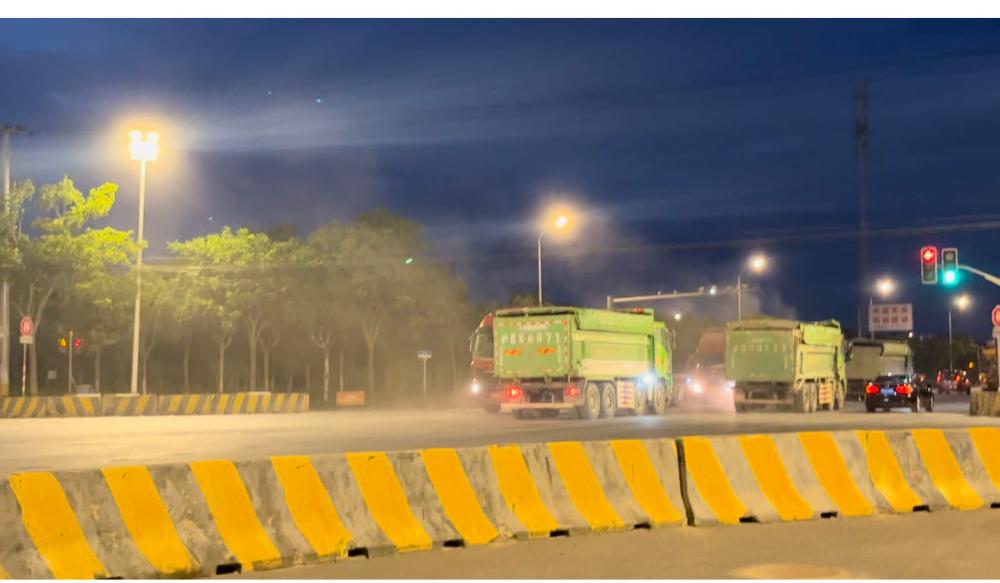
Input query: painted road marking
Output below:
<box><xmin>271</xmin><ymin>456</ymin><xmax>352</xmax><ymax>558</ymax></box>
<box><xmin>488</xmin><ymin>445</ymin><xmax>559</xmax><ymax>537</ymax></box>
<box><xmin>610</xmin><ymin>439</ymin><xmax>684</xmax><ymax>526</ymax></box>
<box><xmin>9</xmin><ymin>472</ymin><xmax>108</xmax><ymax>579</ymax></box>
<box><xmin>681</xmin><ymin>437</ymin><xmax>747</xmax><ymax>524</ymax></box>
<box><xmin>102</xmin><ymin>466</ymin><xmax>196</xmax><ymax>575</ymax></box>
<box><xmin>189</xmin><ymin>460</ymin><xmax>281</xmax><ymax>571</ymax></box>
<box><xmin>346</xmin><ymin>452</ymin><xmax>432</xmax><ymax>552</ymax></box>
<box><xmin>911</xmin><ymin>429</ymin><xmax>983</xmax><ymax>510</ymax></box>
<box><xmin>420</xmin><ymin>448</ymin><xmax>498</xmax><ymax>545</ymax></box>
<box><xmin>798</xmin><ymin>432</ymin><xmax>873</xmax><ymax>517</ymax></box>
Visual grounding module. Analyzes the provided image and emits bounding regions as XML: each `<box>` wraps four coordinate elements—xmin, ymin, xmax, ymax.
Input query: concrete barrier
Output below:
<box><xmin>0</xmin><ymin>396</ymin><xmax>48</xmax><ymax>418</ymax></box>
<box><xmin>681</xmin><ymin>428</ymin><xmax>1000</xmax><ymax>526</ymax></box>
<box><xmin>100</xmin><ymin>394</ymin><xmax>158</xmax><ymax>416</ymax></box>
<box><xmin>971</xmin><ymin>391</ymin><xmax>1000</xmax><ymax>416</ymax></box>
<box><xmin>0</xmin><ymin>437</ymin><xmax>686</xmax><ymax>578</ymax></box>
<box><xmin>45</xmin><ymin>395</ymin><xmax>102</xmax><ymax>417</ymax></box>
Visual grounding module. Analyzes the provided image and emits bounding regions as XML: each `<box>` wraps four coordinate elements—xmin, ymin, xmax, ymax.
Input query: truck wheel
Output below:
<box><xmin>652</xmin><ymin>381</ymin><xmax>668</xmax><ymax>415</ymax></box>
<box><xmin>794</xmin><ymin>388</ymin><xmax>810</xmax><ymax>413</ymax></box>
<box><xmin>809</xmin><ymin>385</ymin><xmax>819</xmax><ymax>413</ymax></box>
<box><xmin>600</xmin><ymin>383</ymin><xmax>617</xmax><ymax>418</ymax></box>
<box><xmin>577</xmin><ymin>383</ymin><xmax>602</xmax><ymax>420</ymax></box>
<box><xmin>833</xmin><ymin>385</ymin><xmax>844</xmax><ymax>411</ymax></box>
<box><xmin>634</xmin><ymin>388</ymin><xmax>648</xmax><ymax>416</ymax></box>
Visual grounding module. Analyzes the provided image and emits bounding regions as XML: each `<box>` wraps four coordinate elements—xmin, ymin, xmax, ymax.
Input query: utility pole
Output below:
<box><xmin>855</xmin><ymin>81</ymin><xmax>871</xmax><ymax>339</ymax></box>
<box><xmin>1</xmin><ymin>125</ymin><xmax>27</xmax><ymax>398</ymax></box>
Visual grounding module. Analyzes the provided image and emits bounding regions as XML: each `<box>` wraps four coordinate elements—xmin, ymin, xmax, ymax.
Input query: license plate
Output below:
<box><xmin>881</xmin><ymin>389</ymin><xmax>894</xmax><ymax>396</ymax></box>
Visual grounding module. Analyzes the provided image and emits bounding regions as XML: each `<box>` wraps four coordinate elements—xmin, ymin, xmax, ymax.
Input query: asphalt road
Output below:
<box><xmin>235</xmin><ymin>507</ymin><xmax>1000</xmax><ymax>579</ymax></box>
<box><xmin>1</xmin><ymin>393</ymin><xmax>994</xmax><ymax>475</ymax></box>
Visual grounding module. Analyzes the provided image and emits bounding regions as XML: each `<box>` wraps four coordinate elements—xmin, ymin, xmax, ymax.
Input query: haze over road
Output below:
<box><xmin>0</xmin><ymin>394</ymin><xmax>990</xmax><ymax>475</ymax></box>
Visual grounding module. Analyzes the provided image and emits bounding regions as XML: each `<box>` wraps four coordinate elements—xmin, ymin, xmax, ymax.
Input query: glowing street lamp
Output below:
<box><xmin>128</xmin><ymin>129</ymin><xmax>159</xmax><ymax>395</ymax></box>
<box><xmin>537</xmin><ymin>209</ymin><xmax>573</xmax><ymax>306</ymax></box>
<box><xmin>876</xmin><ymin>277</ymin><xmax>896</xmax><ymax>298</ymax></box>
<box><xmin>948</xmin><ymin>294</ymin><xmax>972</xmax><ymax>372</ymax></box>
<box><xmin>737</xmin><ymin>253</ymin><xmax>769</xmax><ymax>320</ymax></box>
<box><xmin>673</xmin><ymin>312</ymin><xmax>683</xmax><ymax>322</ymax></box>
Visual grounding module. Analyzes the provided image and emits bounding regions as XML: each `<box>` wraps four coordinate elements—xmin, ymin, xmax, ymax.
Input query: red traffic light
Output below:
<box><xmin>921</xmin><ymin>246</ymin><xmax>937</xmax><ymax>263</ymax></box>
<box><xmin>73</xmin><ymin>338</ymin><xmax>82</xmax><ymax>349</ymax></box>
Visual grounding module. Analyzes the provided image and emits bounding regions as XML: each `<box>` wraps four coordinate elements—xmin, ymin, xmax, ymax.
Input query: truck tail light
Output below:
<box><xmin>895</xmin><ymin>384</ymin><xmax>912</xmax><ymax>395</ymax></box>
<box><xmin>565</xmin><ymin>385</ymin><xmax>580</xmax><ymax>398</ymax></box>
<box><xmin>506</xmin><ymin>385</ymin><xmax>522</xmax><ymax>400</ymax></box>
<box><xmin>865</xmin><ymin>383</ymin><xmax>879</xmax><ymax>394</ymax></box>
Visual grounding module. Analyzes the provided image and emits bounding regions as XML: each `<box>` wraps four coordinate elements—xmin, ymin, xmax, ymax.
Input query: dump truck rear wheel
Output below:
<box><xmin>794</xmin><ymin>388</ymin><xmax>809</xmax><ymax>413</ymax></box>
<box><xmin>600</xmin><ymin>383</ymin><xmax>617</xmax><ymax>418</ymax></box>
<box><xmin>809</xmin><ymin>384</ymin><xmax>819</xmax><ymax>413</ymax></box>
<box><xmin>652</xmin><ymin>381</ymin><xmax>668</xmax><ymax>415</ymax></box>
<box><xmin>633</xmin><ymin>388</ymin><xmax>648</xmax><ymax>415</ymax></box>
<box><xmin>578</xmin><ymin>383</ymin><xmax>602</xmax><ymax>420</ymax></box>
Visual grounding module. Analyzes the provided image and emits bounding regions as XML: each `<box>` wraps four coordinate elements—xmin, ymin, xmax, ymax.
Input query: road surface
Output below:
<box><xmin>0</xmin><ymin>393</ymin><xmax>992</xmax><ymax>475</ymax></box>
<box><xmin>233</xmin><ymin>507</ymin><xmax>1000</xmax><ymax>579</ymax></box>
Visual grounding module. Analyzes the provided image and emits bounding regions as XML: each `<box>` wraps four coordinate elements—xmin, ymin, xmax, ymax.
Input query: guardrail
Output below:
<box><xmin>0</xmin><ymin>392</ymin><xmax>309</xmax><ymax>418</ymax></box>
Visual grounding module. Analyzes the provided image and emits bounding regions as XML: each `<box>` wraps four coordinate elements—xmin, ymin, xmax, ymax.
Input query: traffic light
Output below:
<box><xmin>58</xmin><ymin>337</ymin><xmax>68</xmax><ymax>353</ymax></box>
<box><xmin>920</xmin><ymin>246</ymin><xmax>938</xmax><ymax>285</ymax></box>
<box><xmin>73</xmin><ymin>337</ymin><xmax>83</xmax><ymax>351</ymax></box>
<box><xmin>941</xmin><ymin>247</ymin><xmax>959</xmax><ymax>286</ymax></box>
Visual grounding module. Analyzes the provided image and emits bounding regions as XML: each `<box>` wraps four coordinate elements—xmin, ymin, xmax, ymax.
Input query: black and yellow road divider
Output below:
<box><xmin>0</xmin><ymin>428</ymin><xmax>997</xmax><ymax>578</ymax></box>
<box><xmin>0</xmin><ymin>392</ymin><xmax>309</xmax><ymax>419</ymax></box>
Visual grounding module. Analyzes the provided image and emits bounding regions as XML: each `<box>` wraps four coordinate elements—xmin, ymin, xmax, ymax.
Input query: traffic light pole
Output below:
<box><xmin>607</xmin><ymin>285</ymin><xmax>743</xmax><ymax>310</ymax></box>
<box><xmin>958</xmin><ymin>265</ymin><xmax>1000</xmax><ymax>288</ymax></box>
<box><xmin>67</xmin><ymin>330</ymin><xmax>74</xmax><ymax>394</ymax></box>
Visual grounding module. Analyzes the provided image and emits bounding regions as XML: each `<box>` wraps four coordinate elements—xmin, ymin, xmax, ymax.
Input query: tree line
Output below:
<box><xmin>0</xmin><ymin>176</ymin><xmax>484</xmax><ymax>403</ymax></box>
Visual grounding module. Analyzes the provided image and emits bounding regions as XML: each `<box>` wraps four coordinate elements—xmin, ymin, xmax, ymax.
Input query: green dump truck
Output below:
<box><xmin>726</xmin><ymin>318</ymin><xmax>846</xmax><ymax>413</ymax></box>
<box><xmin>493</xmin><ymin>306</ymin><xmax>673</xmax><ymax>419</ymax></box>
<box><xmin>845</xmin><ymin>339</ymin><xmax>913</xmax><ymax>400</ymax></box>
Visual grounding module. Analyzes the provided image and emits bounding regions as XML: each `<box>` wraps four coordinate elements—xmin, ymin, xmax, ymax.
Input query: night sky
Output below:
<box><xmin>2</xmin><ymin>19</ymin><xmax>1000</xmax><ymax>339</ymax></box>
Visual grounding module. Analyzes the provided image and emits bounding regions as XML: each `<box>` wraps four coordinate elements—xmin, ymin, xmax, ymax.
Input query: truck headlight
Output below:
<box><xmin>692</xmin><ymin>383</ymin><xmax>703</xmax><ymax>394</ymax></box>
<box><xmin>470</xmin><ymin>381</ymin><xmax>481</xmax><ymax>394</ymax></box>
<box><xmin>726</xmin><ymin>380</ymin><xmax>735</xmax><ymax>391</ymax></box>
<box><xmin>642</xmin><ymin>373</ymin><xmax>657</xmax><ymax>386</ymax></box>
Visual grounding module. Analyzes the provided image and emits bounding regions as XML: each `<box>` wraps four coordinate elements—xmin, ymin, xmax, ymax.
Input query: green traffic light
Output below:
<box><xmin>943</xmin><ymin>270</ymin><xmax>958</xmax><ymax>285</ymax></box>
<box><xmin>404</xmin><ymin>257</ymin><xmax>414</xmax><ymax>265</ymax></box>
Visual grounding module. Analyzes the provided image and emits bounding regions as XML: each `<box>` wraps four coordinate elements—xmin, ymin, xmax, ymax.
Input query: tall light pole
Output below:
<box><xmin>128</xmin><ymin>130</ymin><xmax>159</xmax><ymax>395</ymax></box>
<box><xmin>0</xmin><ymin>125</ymin><xmax>27</xmax><ymax>398</ymax></box>
<box><xmin>737</xmin><ymin>253</ymin><xmax>768</xmax><ymax>320</ymax></box>
<box><xmin>949</xmin><ymin>294</ymin><xmax>971</xmax><ymax>372</ymax></box>
<box><xmin>537</xmin><ymin>213</ymin><xmax>569</xmax><ymax>306</ymax></box>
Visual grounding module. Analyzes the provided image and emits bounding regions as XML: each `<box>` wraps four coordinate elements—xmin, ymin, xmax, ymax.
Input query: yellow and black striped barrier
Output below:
<box><xmin>2</xmin><ymin>428</ymin><xmax>997</xmax><ymax>578</ymax></box>
<box><xmin>0</xmin><ymin>396</ymin><xmax>48</xmax><ymax>418</ymax></box>
<box><xmin>0</xmin><ymin>392</ymin><xmax>310</xmax><ymax>419</ymax></box>
<box><xmin>971</xmin><ymin>391</ymin><xmax>1000</xmax><ymax>416</ymax></box>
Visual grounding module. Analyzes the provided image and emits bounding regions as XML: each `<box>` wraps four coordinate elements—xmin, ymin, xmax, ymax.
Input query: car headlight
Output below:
<box><xmin>470</xmin><ymin>381</ymin><xmax>481</xmax><ymax>394</ymax></box>
<box><xmin>692</xmin><ymin>383</ymin><xmax>703</xmax><ymax>394</ymax></box>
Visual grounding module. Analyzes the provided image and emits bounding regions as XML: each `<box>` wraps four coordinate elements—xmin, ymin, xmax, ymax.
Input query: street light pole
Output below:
<box><xmin>0</xmin><ymin>130</ymin><xmax>10</xmax><ymax>397</ymax></box>
<box><xmin>948</xmin><ymin>308</ymin><xmax>953</xmax><ymax>372</ymax></box>
<box><xmin>737</xmin><ymin>272</ymin><xmax>743</xmax><ymax>320</ymax></box>
<box><xmin>127</xmin><ymin>129</ymin><xmax>158</xmax><ymax>396</ymax></box>
<box><xmin>537</xmin><ymin>231</ymin><xmax>544</xmax><ymax>307</ymax></box>
<box><xmin>129</xmin><ymin>158</ymin><xmax>147</xmax><ymax>395</ymax></box>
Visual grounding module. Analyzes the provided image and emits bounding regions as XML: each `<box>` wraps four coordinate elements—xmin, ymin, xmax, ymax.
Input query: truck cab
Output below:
<box><xmin>468</xmin><ymin>313</ymin><xmax>503</xmax><ymax>413</ymax></box>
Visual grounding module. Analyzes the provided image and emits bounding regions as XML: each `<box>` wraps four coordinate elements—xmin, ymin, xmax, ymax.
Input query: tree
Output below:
<box><xmin>12</xmin><ymin>177</ymin><xmax>133</xmax><ymax>394</ymax></box>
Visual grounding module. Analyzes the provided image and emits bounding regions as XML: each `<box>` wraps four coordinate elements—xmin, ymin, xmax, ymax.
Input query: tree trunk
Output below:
<box><xmin>262</xmin><ymin>348</ymin><xmax>271</xmax><ymax>392</ymax></box>
<box><xmin>339</xmin><ymin>348</ymin><xmax>345</xmax><ymax>393</ymax></box>
<box><xmin>305</xmin><ymin>364</ymin><xmax>311</xmax><ymax>396</ymax></box>
<box><xmin>217</xmin><ymin>338</ymin><xmax>228</xmax><ymax>393</ymax></box>
<box><xmin>182</xmin><ymin>341</ymin><xmax>191</xmax><ymax>393</ymax></box>
<box><xmin>323</xmin><ymin>348</ymin><xmax>330</xmax><ymax>403</ymax></box>
<box><xmin>94</xmin><ymin>349</ymin><xmax>102</xmax><ymax>393</ymax></box>
<box><xmin>366</xmin><ymin>340</ymin><xmax>376</xmax><ymax>397</ymax></box>
<box><xmin>246</xmin><ymin>319</ymin><xmax>261</xmax><ymax>391</ymax></box>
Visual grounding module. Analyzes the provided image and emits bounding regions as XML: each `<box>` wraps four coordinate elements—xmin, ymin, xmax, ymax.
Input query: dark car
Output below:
<box><xmin>865</xmin><ymin>374</ymin><xmax>934</xmax><ymax>413</ymax></box>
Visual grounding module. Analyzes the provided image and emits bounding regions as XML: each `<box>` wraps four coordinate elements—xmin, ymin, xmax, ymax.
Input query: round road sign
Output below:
<box><xmin>19</xmin><ymin>316</ymin><xmax>33</xmax><ymax>337</ymax></box>
<box><xmin>992</xmin><ymin>305</ymin><xmax>1000</xmax><ymax>328</ymax></box>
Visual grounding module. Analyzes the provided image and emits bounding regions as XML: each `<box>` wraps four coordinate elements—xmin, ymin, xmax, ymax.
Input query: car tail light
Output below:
<box><xmin>565</xmin><ymin>385</ymin><xmax>580</xmax><ymax>398</ymax></box>
<box><xmin>506</xmin><ymin>385</ymin><xmax>522</xmax><ymax>400</ymax></box>
<box><xmin>936</xmin><ymin>372</ymin><xmax>942</xmax><ymax>383</ymax></box>
<box><xmin>865</xmin><ymin>383</ymin><xmax>879</xmax><ymax>394</ymax></box>
<box><xmin>895</xmin><ymin>384</ymin><xmax>912</xmax><ymax>395</ymax></box>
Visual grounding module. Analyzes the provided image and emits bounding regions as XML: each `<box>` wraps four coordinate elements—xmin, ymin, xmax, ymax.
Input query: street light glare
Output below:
<box><xmin>748</xmin><ymin>254</ymin><xmax>768</xmax><ymax>273</ymax></box>
<box><xmin>955</xmin><ymin>294</ymin><xmax>971</xmax><ymax>311</ymax></box>
<box><xmin>876</xmin><ymin>277</ymin><xmax>896</xmax><ymax>297</ymax></box>
<box><xmin>129</xmin><ymin>129</ymin><xmax>160</xmax><ymax>162</ymax></box>
<box><xmin>554</xmin><ymin>214</ymin><xmax>569</xmax><ymax>230</ymax></box>
<box><xmin>673</xmin><ymin>312</ymin><xmax>683</xmax><ymax>321</ymax></box>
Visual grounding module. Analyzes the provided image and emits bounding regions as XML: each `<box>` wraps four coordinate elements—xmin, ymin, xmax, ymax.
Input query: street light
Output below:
<box><xmin>876</xmin><ymin>277</ymin><xmax>896</xmax><ymax>298</ymax></box>
<box><xmin>537</xmin><ymin>210</ymin><xmax>572</xmax><ymax>306</ymax></box>
<box><xmin>128</xmin><ymin>129</ymin><xmax>159</xmax><ymax>395</ymax></box>
<box><xmin>673</xmin><ymin>312</ymin><xmax>683</xmax><ymax>322</ymax></box>
<box><xmin>737</xmin><ymin>253</ymin><xmax>769</xmax><ymax>320</ymax></box>
<box><xmin>949</xmin><ymin>294</ymin><xmax>971</xmax><ymax>372</ymax></box>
